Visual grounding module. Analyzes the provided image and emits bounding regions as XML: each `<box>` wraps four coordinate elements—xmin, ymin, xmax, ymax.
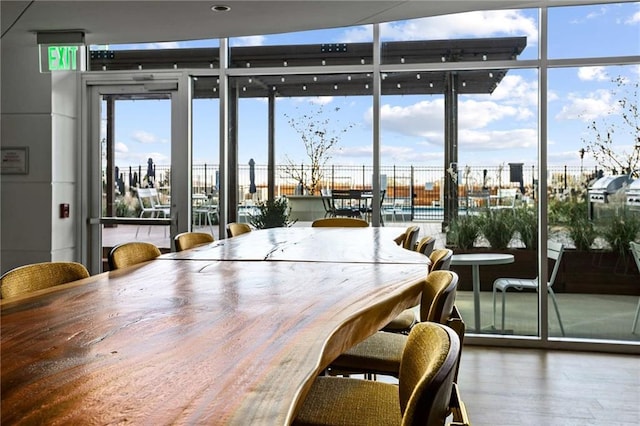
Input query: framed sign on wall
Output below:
<box><xmin>1</xmin><ymin>147</ymin><xmax>29</xmax><ymax>175</ymax></box>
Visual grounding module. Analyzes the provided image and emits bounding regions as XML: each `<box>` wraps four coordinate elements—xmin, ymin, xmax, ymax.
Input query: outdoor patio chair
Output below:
<box><xmin>489</xmin><ymin>188</ymin><xmax>518</xmax><ymax>213</ymax></box>
<box><xmin>295</xmin><ymin>322</ymin><xmax>469</xmax><ymax>426</ymax></box>
<box><xmin>630</xmin><ymin>241</ymin><xmax>640</xmax><ymax>334</ymax></box>
<box><xmin>386</xmin><ymin>198</ymin><xmax>408</xmax><ymax>222</ymax></box>
<box><xmin>174</xmin><ymin>232</ymin><xmax>214</xmax><ymax>252</ymax></box>
<box><xmin>135</xmin><ymin>187</ymin><xmax>170</xmax><ymax>238</ymax></box>
<box><xmin>108</xmin><ymin>242</ymin><xmax>162</xmax><ymax>270</ymax></box>
<box><xmin>492</xmin><ymin>241</ymin><xmax>565</xmax><ymax>335</ymax></box>
<box><xmin>0</xmin><ymin>262</ymin><xmax>90</xmax><ymax>299</ymax></box>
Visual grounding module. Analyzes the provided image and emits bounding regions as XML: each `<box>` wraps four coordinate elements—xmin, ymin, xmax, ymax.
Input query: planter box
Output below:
<box><xmin>558</xmin><ymin>250</ymin><xmax>639</xmax><ymax>296</ymax></box>
<box><xmin>450</xmin><ymin>247</ymin><xmax>640</xmax><ymax>296</ymax></box>
<box><xmin>286</xmin><ymin>195</ymin><xmax>326</xmax><ymax>222</ymax></box>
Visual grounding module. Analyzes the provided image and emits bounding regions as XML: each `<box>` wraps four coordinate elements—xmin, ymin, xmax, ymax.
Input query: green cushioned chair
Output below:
<box><xmin>330</xmin><ymin>270</ymin><xmax>460</xmax><ymax>379</ymax></box>
<box><xmin>294</xmin><ymin>322</ymin><xmax>469</xmax><ymax>426</ymax></box>
<box><xmin>382</xmin><ymin>249</ymin><xmax>454</xmax><ymax>335</ymax></box>
<box><xmin>0</xmin><ymin>261</ymin><xmax>90</xmax><ymax>299</ymax></box>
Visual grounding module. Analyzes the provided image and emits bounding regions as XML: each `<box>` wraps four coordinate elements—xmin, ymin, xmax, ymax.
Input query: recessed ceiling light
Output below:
<box><xmin>211</xmin><ymin>5</ymin><xmax>231</xmax><ymax>12</ymax></box>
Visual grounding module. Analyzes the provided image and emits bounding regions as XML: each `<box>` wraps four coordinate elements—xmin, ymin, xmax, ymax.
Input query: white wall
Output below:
<box><xmin>1</xmin><ymin>40</ymin><xmax>81</xmax><ymax>274</ymax></box>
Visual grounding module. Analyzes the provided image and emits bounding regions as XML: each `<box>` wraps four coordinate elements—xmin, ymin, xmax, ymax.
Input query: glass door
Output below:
<box><xmin>84</xmin><ymin>76</ymin><xmax>188</xmax><ymax>272</ymax></box>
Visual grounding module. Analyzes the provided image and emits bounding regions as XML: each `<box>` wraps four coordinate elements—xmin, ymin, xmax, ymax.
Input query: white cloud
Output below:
<box><xmin>555</xmin><ymin>89</ymin><xmax>615</xmax><ymax>121</ymax></box>
<box><xmin>459</xmin><ymin>128</ymin><xmax>537</xmax><ymax>150</ymax></box>
<box><xmin>340</xmin><ymin>10</ymin><xmax>538</xmax><ymax>44</ymax></box>
<box><xmin>380</xmin><ymin>10</ymin><xmax>538</xmax><ymax>44</ymax></box>
<box><xmin>132</xmin><ymin>130</ymin><xmax>159</xmax><ymax>144</ymax></box>
<box><xmin>294</xmin><ymin>96</ymin><xmax>334</xmax><ymax>105</ymax></box>
<box><xmin>626</xmin><ymin>9</ymin><xmax>640</xmax><ymax>24</ymax></box>
<box><xmin>489</xmin><ymin>74</ymin><xmax>538</xmax><ymax>106</ymax></box>
<box><xmin>231</xmin><ymin>35</ymin><xmax>266</xmax><ymax>47</ymax></box>
<box><xmin>115</xmin><ymin>142</ymin><xmax>129</xmax><ymax>153</ymax></box>
<box><xmin>578</xmin><ymin>67</ymin><xmax>609</xmax><ymax>81</ymax></box>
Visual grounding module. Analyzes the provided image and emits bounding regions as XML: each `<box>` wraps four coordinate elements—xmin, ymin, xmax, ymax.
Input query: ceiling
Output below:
<box><xmin>1</xmin><ymin>0</ymin><xmax>613</xmax><ymax>47</ymax></box>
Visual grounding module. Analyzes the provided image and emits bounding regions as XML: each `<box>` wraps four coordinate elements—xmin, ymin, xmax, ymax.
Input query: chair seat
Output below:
<box><xmin>493</xmin><ymin>277</ymin><xmax>539</xmax><ymax>292</ymax></box>
<box><xmin>294</xmin><ymin>372</ymin><xmax>402</xmax><ymax>426</ymax></box>
<box><xmin>332</xmin><ymin>331</ymin><xmax>406</xmax><ymax>377</ymax></box>
<box><xmin>381</xmin><ymin>308</ymin><xmax>417</xmax><ymax>333</ymax></box>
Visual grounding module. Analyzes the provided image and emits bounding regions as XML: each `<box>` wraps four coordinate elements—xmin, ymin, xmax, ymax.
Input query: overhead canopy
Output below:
<box><xmin>90</xmin><ymin>37</ymin><xmax>527</xmax><ymax>97</ymax></box>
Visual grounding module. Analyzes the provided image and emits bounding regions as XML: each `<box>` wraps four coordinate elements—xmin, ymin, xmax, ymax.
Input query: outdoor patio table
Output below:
<box><xmin>1</xmin><ymin>227</ymin><xmax>429</xmax><ymax>425</ymax></box>
<box><xmin>451</xmin><ymin>252</ymin><xmax>514</xmax><ymax>332</ymax></box>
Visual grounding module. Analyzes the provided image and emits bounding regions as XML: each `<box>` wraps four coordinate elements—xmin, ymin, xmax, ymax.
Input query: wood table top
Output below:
<box><xmin>1</xmin><ymin>227</ymin><xmax>428</xmax><ymax>425</ymax></box>
<box><xmin>163</xmin><ymin>226</ymin><xmax>430</xmax><ymax>264</ymax></box>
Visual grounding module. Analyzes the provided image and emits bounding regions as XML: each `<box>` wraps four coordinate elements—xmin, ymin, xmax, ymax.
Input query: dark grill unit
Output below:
<box><xmin>626</xmin><ymin>178</ymin><xmax>640</xmax><ymax>208</ymax></box>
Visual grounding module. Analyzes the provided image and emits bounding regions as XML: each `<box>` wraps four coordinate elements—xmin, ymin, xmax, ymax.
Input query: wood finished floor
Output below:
<box><xmin>456</xmin><ymin>346</ymin><xmax>640</xmax><ymax>426</ymax></box>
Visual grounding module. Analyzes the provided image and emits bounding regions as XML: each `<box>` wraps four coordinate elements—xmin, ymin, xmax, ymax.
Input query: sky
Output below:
<box><xmin>105</xmin><ymin>2</ymin><xmax>640</xmax><ymax>174</ymax></box>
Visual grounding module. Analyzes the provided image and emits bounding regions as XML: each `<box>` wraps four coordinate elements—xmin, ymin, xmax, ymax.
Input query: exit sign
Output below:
<box><xmin>48</xmin><ymin>46</ymin><xmax>78</xmax><ymax>71</ymax></box>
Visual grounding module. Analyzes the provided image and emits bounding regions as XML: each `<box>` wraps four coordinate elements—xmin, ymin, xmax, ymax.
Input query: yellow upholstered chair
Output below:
<box><xmin>415</xmin><ymin>235</ymin><xmax>436</xmax><ymax>257</ymax></box>
<box><xmin>383</xmin><ymin>247</ymin><xmax>453</xmax><ymax>334</ymax></box>
<box><xmin>429</xmin><ymin>248</ymin><xmax>453</xmax><ymax>272</ymax></box>
<box><xmin>0</xmin><ymin>262</ymin><xmax>90</xmax><ymax>299</ymax></box>
<box><xmin>174</xmin><ymin>232</ymin><xmax>214</xmax><ymax>252</ymax></box>
<box><xmin>226</xmin><ymin>222</ymin><xmax>252</xmax><ymax>238</ymax></box>
<box><xmin>393</xmin><ymin>225</ymin><xmax>420</xmax><ymax>250</ymax></box>
<box><xmin>108</xmin><ymin>242</ymin><xmax>161</xmax><ymax>270</ymax></box>
<box><xmin>294</xmin><ymin>322</ymin><xmax>469</xmax><ymax>426</ymax></box>
<box><xmin>311</xmin><ymin>217</ymin><xmax>369</xmax><ymax>227</ymax></box>
<box><xmin>330</xmin><ymin>270</ymin><xmax>461</xmax><ymax>379</ymax></box>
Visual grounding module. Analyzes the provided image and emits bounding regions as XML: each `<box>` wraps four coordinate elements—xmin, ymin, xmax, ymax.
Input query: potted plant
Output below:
<box><xmin>248</xmin><ymin>198</ymin><xmax>297</xmax><ymax>229</ymax></box>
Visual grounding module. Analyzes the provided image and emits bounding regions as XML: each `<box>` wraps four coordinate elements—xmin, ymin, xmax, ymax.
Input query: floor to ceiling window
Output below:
<box><xmin>90</xmin><ymin>1</ymin><xmax>640</xmax><ymax>350</ymax></box>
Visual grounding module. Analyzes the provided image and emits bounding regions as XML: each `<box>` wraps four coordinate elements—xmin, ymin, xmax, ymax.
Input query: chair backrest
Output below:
<box><xmin>108</xmin><ymin>242</ymin><xmax>161</xmax><ymax>270</ymax></box>
<box><xmin>547</xmin><ymin>241</ymin><xmax>564</xmax><ymax>287</ymax></box>
<box><xmin>311</xmin><ymin>217</ymin><xmax>369</xmax><ymax>227</ymax></box>
<box><xmin>402</xmin><ymin>225</ymin><xmax>421</xmax><ymax>250</ymax></box>
<box><xmin>428</xmin><ymin>248</ymin><xmax>453</xmax><ymax>272</ymax></box>
<box><xmin>398</xmin><ymin>322</ymin><xmax>460</xmax><ymax>426</ymax></box>
<box><xmin>415</xmin><ymin>235</ymin><xmax>436</xmax><ymax>257</ymax></box>
<box><xmin>226</xmin><ymin>222</ymin><xmax>252</xmax><ymax>238</ymax></box>
<box><xmin>137</xmin><ymin>187</ymin><xmax>162</xmax><ymax>210</ymax></box>
<box><xmin>0</xmin><ymin>262</ymin><xmax>90</xmax><ymax>299</ymax></box>
<box><xmin>419</xmin><ymin>270</ymin><xmax>458</xmax><ymax>324</ymax></box>
<box><xmin>174</xmin><ymin>232</ymin><xmax>214</xmax><ymax>252</ymax></box>
<box><xmin>630</xmin><ymin>241</ymin><xmax>640</xmax><ymax>274</ymax></box>
<box><xmin>496</xmin><ymin>188</ymin><xmax>518</xmax><ymax>206</ymax></box>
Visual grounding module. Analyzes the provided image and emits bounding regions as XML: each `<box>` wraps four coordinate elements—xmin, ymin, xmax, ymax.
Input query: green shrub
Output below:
<box><xmin>601</xmin><ymin>214</ymin><xmax>640</xmax><ymax>259</ymax></box>
<box><xmin>478</xmin><ymin>209</ymin><xmax>515</xmax><ymax>250</ymax></box>
<box><xmin>513</xmin><ymin>206</ymin><xmax>538</xmax><ymax>250</ymax></box>
<box><xmin>249</xmin><ymin>197</ymin><xmax>297</xmax><ymax>229</ymax></box>
<box><xmin>448</xmin><ymin>215</ymin><xmax>480</xmax><ymax>249</ymax></box>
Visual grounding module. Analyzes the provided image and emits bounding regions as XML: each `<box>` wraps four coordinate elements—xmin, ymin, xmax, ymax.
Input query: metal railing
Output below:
<box><xmin>108</xmin><ymin>163</ymin><xmax>601</xmax><ymax>221</ymax></box>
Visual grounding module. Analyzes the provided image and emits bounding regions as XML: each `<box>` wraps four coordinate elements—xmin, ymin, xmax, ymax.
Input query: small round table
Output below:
<box><xmin>450</xmin><ymin>253</ymin><xmax>515</xmax><ymax>332</ymax></box>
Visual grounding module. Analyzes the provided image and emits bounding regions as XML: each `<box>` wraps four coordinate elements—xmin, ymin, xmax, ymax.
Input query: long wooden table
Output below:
<box><xmin>1</xmin><ymin>227</ymin><xmax>429</xmax><ymax>425</ymax></box>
